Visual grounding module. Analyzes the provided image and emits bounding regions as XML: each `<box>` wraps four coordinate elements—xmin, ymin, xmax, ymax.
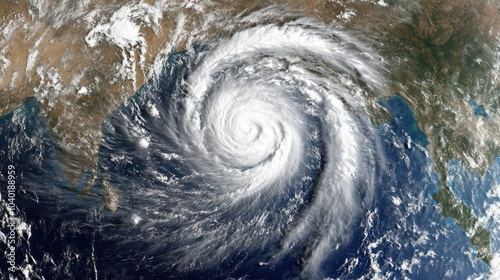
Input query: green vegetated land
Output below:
<box><xmin>375</xmin><ymin>0</ymin><xmax>500</xmax><ymax>264</ymax></box>
<box><xmin>344</xmin><ymin>0</ymin><xmax>500</xmax><ymax>265</ymax></box>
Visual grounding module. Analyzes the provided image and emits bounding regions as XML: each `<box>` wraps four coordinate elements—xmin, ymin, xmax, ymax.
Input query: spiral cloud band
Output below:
<box><xmin>103</xmin><ymin>15</ymin><xmax>386</xmax><ymax>278</ymax></box>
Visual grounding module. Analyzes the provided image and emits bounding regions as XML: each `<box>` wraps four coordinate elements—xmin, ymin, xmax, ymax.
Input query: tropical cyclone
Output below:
<box><xmin>100</xmin><ymin>19</ymin><xmax>385</xmax><ymax>277</ymax></box>
<box><xmin>1</xmin><ymin>0</ymin><xmax>500</xmax><ymax>265</ymax></box>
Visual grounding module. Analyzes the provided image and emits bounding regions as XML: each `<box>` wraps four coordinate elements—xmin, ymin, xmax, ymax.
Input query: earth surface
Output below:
<box><xmin>1</xmin><ymin>0</ymin><xmax>500</xmax><ymax>279</ymax></box>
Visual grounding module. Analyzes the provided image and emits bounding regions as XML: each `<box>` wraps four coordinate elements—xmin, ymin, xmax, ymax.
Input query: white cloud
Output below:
<box><xmin>490</xmin><ymin>253</ymin><xmax>500</xmax><ymax>280</ymax></box>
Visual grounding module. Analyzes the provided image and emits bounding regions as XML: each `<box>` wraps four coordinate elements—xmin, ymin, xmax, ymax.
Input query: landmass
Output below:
<box><xmin>1</xmin><ymin>0</ymin><xmax>499</xmax><ymax>264</ymax></box>
<box><xmin>344</xmin><ymin>0</ymin><xmax>500</xmax><ymax>263</ymax></box>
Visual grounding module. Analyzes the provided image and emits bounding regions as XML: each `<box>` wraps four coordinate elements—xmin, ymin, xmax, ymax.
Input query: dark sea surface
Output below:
<box><xmin>0</xmin><ymin>62</ymin><xmax>491</xmax><ymax>280</ymax></box>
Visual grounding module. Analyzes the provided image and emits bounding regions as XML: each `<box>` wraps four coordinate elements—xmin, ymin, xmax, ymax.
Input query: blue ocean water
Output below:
<box><xmin>363</xmin><ymin>97</ymin><xmax>489</xmax><ymax>279</ymax></box>
<box><xmin>469</xmin><ymin>100</ymin><xmax>491</xmax><ymax>119</ymax></box>
<box><xmin>0</xmin><ymin>99</ymin><xmax>104</xmax><ymax>279</ymax></box>
<box><xmin>0</xmin><ymin>83</ymin><xmax>492</xmax><ymax>278</ymax></box>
